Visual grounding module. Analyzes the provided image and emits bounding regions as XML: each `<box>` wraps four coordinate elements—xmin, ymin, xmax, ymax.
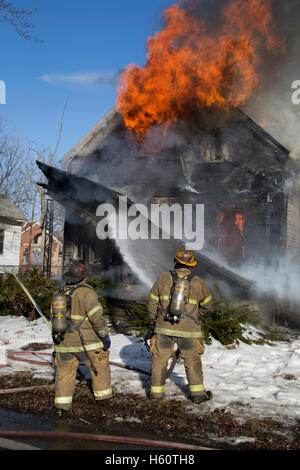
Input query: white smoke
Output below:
<box><xmin>243</xmin><ymin>0</ymin><xmax>300</xmax><ymax>158</ymax></box>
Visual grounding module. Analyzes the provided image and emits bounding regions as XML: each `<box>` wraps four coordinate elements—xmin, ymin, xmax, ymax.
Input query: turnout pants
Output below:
<box><xmin>150</xmin><ymin>334</ymin><xmax>206</xmax><ymax>399</ymax></box>
<box><xmin>54</xmin><ymin>349</ymin><xmax>112</xmax><ymax>410</ymax></box>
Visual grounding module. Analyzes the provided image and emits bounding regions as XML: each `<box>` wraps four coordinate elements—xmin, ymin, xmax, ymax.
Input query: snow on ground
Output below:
<box><xmin>0</xmin><ymin>315</ymin><xmax>300</xmax><ymax>424</ymax></box>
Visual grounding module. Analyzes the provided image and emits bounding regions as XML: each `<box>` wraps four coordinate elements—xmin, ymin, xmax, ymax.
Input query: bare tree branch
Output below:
<box><xmin>0</xmin><ymin>116</ymin><xmax>37</xmax><ymax>219</ymax></box>
<box><xmin>0</xmin><ymin>1</ymin><xmax>42</xmax><ymax>41</ymax></box>
<box><xmin>30</xmin><ymin>98</ymin><xmax>68</xmax><ymax>245</ymax></box>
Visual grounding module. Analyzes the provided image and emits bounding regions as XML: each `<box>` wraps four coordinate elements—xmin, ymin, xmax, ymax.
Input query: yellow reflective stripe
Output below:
<box><xmin>200</xmin><ymin>295</ymin><xmax>212</xmax><ymax>306</ymax></box>
<box><xmin>55</xmin><ymin>396</ymin><xmax>73</xmax><ymax>404</ymax></box>
<box><xmin>159</xmin><ymin>296</ymin><xmax>198</xmax><ymax>304</ymax></box>
<box><xmin>150</xmin><ymin>292</ymin><xmax>159</xmax><ymax>301</ymax></box>
<box><xmin>85</xmin><ymin>341</ymin><xmax>104</xmax><ymax>351</ymax></box>
<box><xmin>71</xmin><ymin>315</ymin><xmax>87</xmax><ymax>320</ymax></box>
<box><xmin>87</xmin><ymin>305</ymin><xmax>102</xmax><ymax>318</ymax></box>
<box><xmin>173</xmin><ymin>272</ymin><xmax>191</xmax><ymax>279</ymax></box>
<box><xmin>189</xmin><ymin>384</ymin><xmax>205</xmax><ymax>392</ymax></box>
<box><xmin>155</xmin><ymin>327</ymin><xmax>203</xmax><ymax>338</ymax></box>
<box><xmin>55</xmin><ymin>341</ymin><xmax>103</xmax><ymax>353</ymax></box>
<box><xmin>150</xmin><ymin>385</ymin><xmax>165</xmax><ymax>393</ymax></box>
<box><xmin>94</xmin><ymin>387</ymin><xmax>112</xmax><ymax>398</ymax></box>
<box><xmin>97</xmin><ymin>329</ymin><xmax>108</xmax><ymax>337</ymax></box>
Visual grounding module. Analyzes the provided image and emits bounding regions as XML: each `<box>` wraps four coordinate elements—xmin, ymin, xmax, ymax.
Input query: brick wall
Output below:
<box><xmin>20</xmin><ymin>222</ymin><xmax>63</xmax><ymax>276</ymax></box>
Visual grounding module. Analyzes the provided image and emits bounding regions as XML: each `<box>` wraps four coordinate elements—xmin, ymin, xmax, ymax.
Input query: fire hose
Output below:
<box><xmin>0</xmin><ymin>280</ymin><xmax>214</xmax><ymax>450</ymax></box>
<box><xmin>0</xmin><ymin>351</ymin><xmax>213</xmax><ymax>451</ymax></box>
<box><xmin>0</xmin><ymin>430</ymin><xmax>213</xmax><ymax>450</ymax></box>
<box><xmin>6</xmin><ymin>349</ymin><xmax>178</xmax><ymax>378</ymax></box>
<box><xmin>6</xmin><ymin>350</ymin><xmax>151</xmax><ymax>374</ymax></box>
<box><xmin>1</xmin><ymin>353</ymin><xmax>208</xmax><ymax>451</ymax></box>
<box><xmin>10</xmin><ymin>275</ymin><xmax>179</xmax><ymax>377</ymax></box>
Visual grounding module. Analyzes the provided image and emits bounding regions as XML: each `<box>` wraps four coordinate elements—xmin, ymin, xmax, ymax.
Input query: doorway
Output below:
<box><xmin>218</xmin><ymin>210</ymin><xmax>244</xmax><ymax>266</ymax></box>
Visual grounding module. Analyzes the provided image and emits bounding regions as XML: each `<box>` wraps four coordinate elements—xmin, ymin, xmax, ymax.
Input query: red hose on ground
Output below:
<box><xmin>7</xmin><ymin>351</ymin><xmax>53</xmax><ymax>366</ymax></box>
<box><xmin>7</xmin><ymin>351</ymin><xmax>151</xmax><ymax>375</ymax></box>
<box><xmin>0</xmin><ymin>430</ymin><xmax>213</xmax><ymax>450</ymax></box>
<box><xmin>1</xmin><ymin>351</ymin><xmax>215</xmax><ymax>450</ymax></box>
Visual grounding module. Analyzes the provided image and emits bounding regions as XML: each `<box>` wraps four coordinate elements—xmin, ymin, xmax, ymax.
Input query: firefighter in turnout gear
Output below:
<box><xmin>52</xmin><ymin>260</ymin><xmax>112</xmax><ymax>415</ymax></box>
<box><xmin>146</xmin><ymin>248</ymin><xmax>213</xmax><ymax>403</ymax></box>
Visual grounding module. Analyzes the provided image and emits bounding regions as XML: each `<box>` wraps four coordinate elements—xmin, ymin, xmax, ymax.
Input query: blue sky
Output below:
<box><xmin>0</xmin><ymin>0</ymin><xmax>175</xmax><ymax>161</ymax></box>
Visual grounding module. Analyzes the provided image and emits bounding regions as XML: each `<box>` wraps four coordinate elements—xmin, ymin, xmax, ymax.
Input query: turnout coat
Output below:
<box><xmin>148</xmin><ymin>267</ymin><xmax>212</xmax><ymax>338</ymax></box>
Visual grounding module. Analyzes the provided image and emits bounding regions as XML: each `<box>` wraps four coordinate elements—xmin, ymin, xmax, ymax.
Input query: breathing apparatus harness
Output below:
<box><xmin>51</xmin><ymin>283</ymin><xmax>98</xmax><ymax>376</ymax></box>
<box><xmin>160</xmin><ymin>270</ymin><xmax>200</xmax><ymax>326</ymax></box>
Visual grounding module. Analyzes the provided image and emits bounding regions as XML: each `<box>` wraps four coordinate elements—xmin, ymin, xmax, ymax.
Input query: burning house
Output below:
<box><xmin>37</xmin><ymin>0</ymin><xmax>300</xmax><ymax>310</ymax></box>
<box><xmin>37</xmin><ymin>105</ymin><xmax>299</xmax><ymax>294</ymax></box>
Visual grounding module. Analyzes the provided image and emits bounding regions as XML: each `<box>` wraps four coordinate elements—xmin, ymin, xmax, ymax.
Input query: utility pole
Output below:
<box><xmin>43</xmin><ymin>198</ymin><xmax>54</xmax><ymax>279</ymax></box>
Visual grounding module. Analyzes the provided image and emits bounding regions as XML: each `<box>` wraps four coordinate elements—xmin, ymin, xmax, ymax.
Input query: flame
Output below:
<box><xmin>220</xmin><ymin>210</ymin><xmax>244</xmax><ymax>232</ymax></box>
<box><xmin>116</xmin><ymin>0</ymin><xmax>283</xmax><ymax>141</ymax></box>
<box><xmin>235</xmin><ymin>213</ymin><xmax>244</xmax><ymax>232</ymax></box>
<box><xmin>259</xmin><ymin>116</ymin><xmax>267</xmax><ymax>128</ymax></box>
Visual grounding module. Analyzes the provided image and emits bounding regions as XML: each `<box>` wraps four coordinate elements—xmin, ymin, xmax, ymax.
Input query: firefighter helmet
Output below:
<box><xmin>62</xmin><ymin>260</ymin><xmax>87</xmax><ymax>284</ymax></box>
<box><xmin>175</xmin><ymin>248</ymin><xmax>197</xmax><ymax>267</ymax></box>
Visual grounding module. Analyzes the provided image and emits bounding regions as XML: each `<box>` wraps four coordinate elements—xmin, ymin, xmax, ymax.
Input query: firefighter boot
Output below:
<box><xmin>56</xmin><ymin>408</ymin><xmax>71</xmax><ymax>418</ymax></box>
<box><xmin>191</xmin><ymin>391</ymin><xmax>213</xmax><ymax>404</ymax></box>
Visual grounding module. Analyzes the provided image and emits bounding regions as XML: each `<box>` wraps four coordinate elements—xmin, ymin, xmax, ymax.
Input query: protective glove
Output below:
<box><xmin>144</xmin><ymin>321</ymin><xmax>155</xmax><ymax>341</ymax></box>
<box><xmin>100</xmin><ymin>335</ymin><xmax>111</xmax><ymax>351</ymax></box>
<box><xmin>52</xmin><ymin>332</ymin><xmax>64</xmax><ymax>345</ymax></box>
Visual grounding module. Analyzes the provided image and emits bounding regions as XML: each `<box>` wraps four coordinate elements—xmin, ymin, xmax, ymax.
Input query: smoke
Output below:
<box><xmin>204</xmin><ymin>243</ymin><xmax>300</xmax><ymax>304</ymax></box>
<box><xmin>72</xmin><ymin>120</ymin><xmax>192</xmax><ymax>204</ymax></box>
<box><xmin>59</xmin><ymin>1</ymin><xmax>300</xmax><ymax>315</ymax></box>
<box><xmin>175</xmin><ymin>1</ymin><xmax>300</xmax><ymax>156</ymax></box>
<box><xmin>39</xmin><ymin>71</ymin><xmax>121</xmax><ymax>86</ymax></box>
<box><xmin>240</xmin><ymin>256</ymin><xmax>300</xmax><ymax>304</ymax></box>
<box><xmin>243</xmin><ymin>0</ymin><xmax>300</xmax><ymax>155</ymax></box>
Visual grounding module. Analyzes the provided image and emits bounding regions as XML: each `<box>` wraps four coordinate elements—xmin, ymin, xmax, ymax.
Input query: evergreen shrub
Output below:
<box><xmin>0</xmin><ymin>268</ymin><xmax>58</xmax><ymax>319</ymax></box>
<box><xmin>124</xmin><ymin>284</ymin><xmax>285</xmax><ymax>346</ymax></box>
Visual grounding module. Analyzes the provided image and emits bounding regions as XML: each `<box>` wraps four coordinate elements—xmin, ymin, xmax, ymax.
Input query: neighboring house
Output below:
<box><xmin>0</xmin><ymin>191</ymin><xmax>27</xmax><ymax>275</ymax></box>
<box><xmin>20</xmin><ymin>221</ymin><xmax>63</xmax><ymax>277</ymax></box>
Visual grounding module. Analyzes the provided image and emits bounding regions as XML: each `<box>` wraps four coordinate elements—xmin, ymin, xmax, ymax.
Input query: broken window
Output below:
<box><xmin>22</xmin><ymin>247</ymin><xmax>29</xmax><ymax>264</ymax></box>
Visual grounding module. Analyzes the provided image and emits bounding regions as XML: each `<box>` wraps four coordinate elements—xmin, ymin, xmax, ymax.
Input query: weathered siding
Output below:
<box><xmin>286</xmin><ymin>180</ymin><xmax>300</xmax><ymax>253</ymax></box>
<box><xmin>0</xmin><ymin>223</ymin><xmax>22</xmax><ymax>271</ymax></box>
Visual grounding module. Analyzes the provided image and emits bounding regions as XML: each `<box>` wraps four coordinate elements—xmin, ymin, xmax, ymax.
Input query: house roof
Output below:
<box><xmin>60</xmin><ymin>106</ymin><xmax>290</xmax><ymax>169</ymax></box>
<box><xmin>0</xmin><ymin>191</ymin><xmax>27</xmax><ymax>223</ymax></box>
<box><xmin>21</xmin><ymin>221</ymin><xmax>39</xmax><ymax>234</ymax></box>
<box><xmin>61</xmin><ymin>106</ymin><xmax>123</xmax><ymax>167</ymax></box>
<box><xmin>37</xmin><ymin>160</ymin><xmax>252</xmax><ymax>299</ymax></box>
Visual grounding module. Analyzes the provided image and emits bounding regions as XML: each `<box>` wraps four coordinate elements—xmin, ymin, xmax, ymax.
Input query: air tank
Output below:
<box><xmin>51</xmin><ymin>290</ymin><xmax>67</xmax><ymax>334</ymax></box>
<box><xmin>169</xmin><ymin>278</ymin><xmax>190</xmax><ymax>318</ymax></box>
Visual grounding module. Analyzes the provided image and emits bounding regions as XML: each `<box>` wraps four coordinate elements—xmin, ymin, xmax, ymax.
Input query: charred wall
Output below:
<box><xmin>286</xmin><ymin>179</ymin><xmax>300</xmax><ymax>255</ymax></box>
<box><xmin>63</xmin><ymin>209</ymin><xmax>137</xmax><ymax>283</ymax></box>
<box><xmin>57</xmin><ymin>107</ymin><xmax>294</xmax><ymax>276</ymax></box>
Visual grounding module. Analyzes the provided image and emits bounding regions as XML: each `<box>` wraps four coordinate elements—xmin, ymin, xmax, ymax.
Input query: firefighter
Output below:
<box><xmin>52</xmin><ymin>260</ymin><xmax>112</xmax><ymax>416</ymax></box>
<box><xmin>145</xmin><ymin>248</ymin><xmax>213</xmax><ymax>404</ymax></box>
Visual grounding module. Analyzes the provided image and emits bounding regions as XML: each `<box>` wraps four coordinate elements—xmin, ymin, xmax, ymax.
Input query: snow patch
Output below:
<box><xmin>0</xmin><ymin>315</ymin><xmax>299</xmax><ymax>424</ymax></box>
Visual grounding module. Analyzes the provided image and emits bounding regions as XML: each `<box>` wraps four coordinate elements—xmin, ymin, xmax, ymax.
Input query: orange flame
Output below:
<box><xmin>235</xmin><ymin>213</ymin><xmax>244</xmax><ymax>231</ymax></box>
<box><xmin>116</xmin><ymin>0</ymin><xmax>283</xmax><ymax>141</ymax></box>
